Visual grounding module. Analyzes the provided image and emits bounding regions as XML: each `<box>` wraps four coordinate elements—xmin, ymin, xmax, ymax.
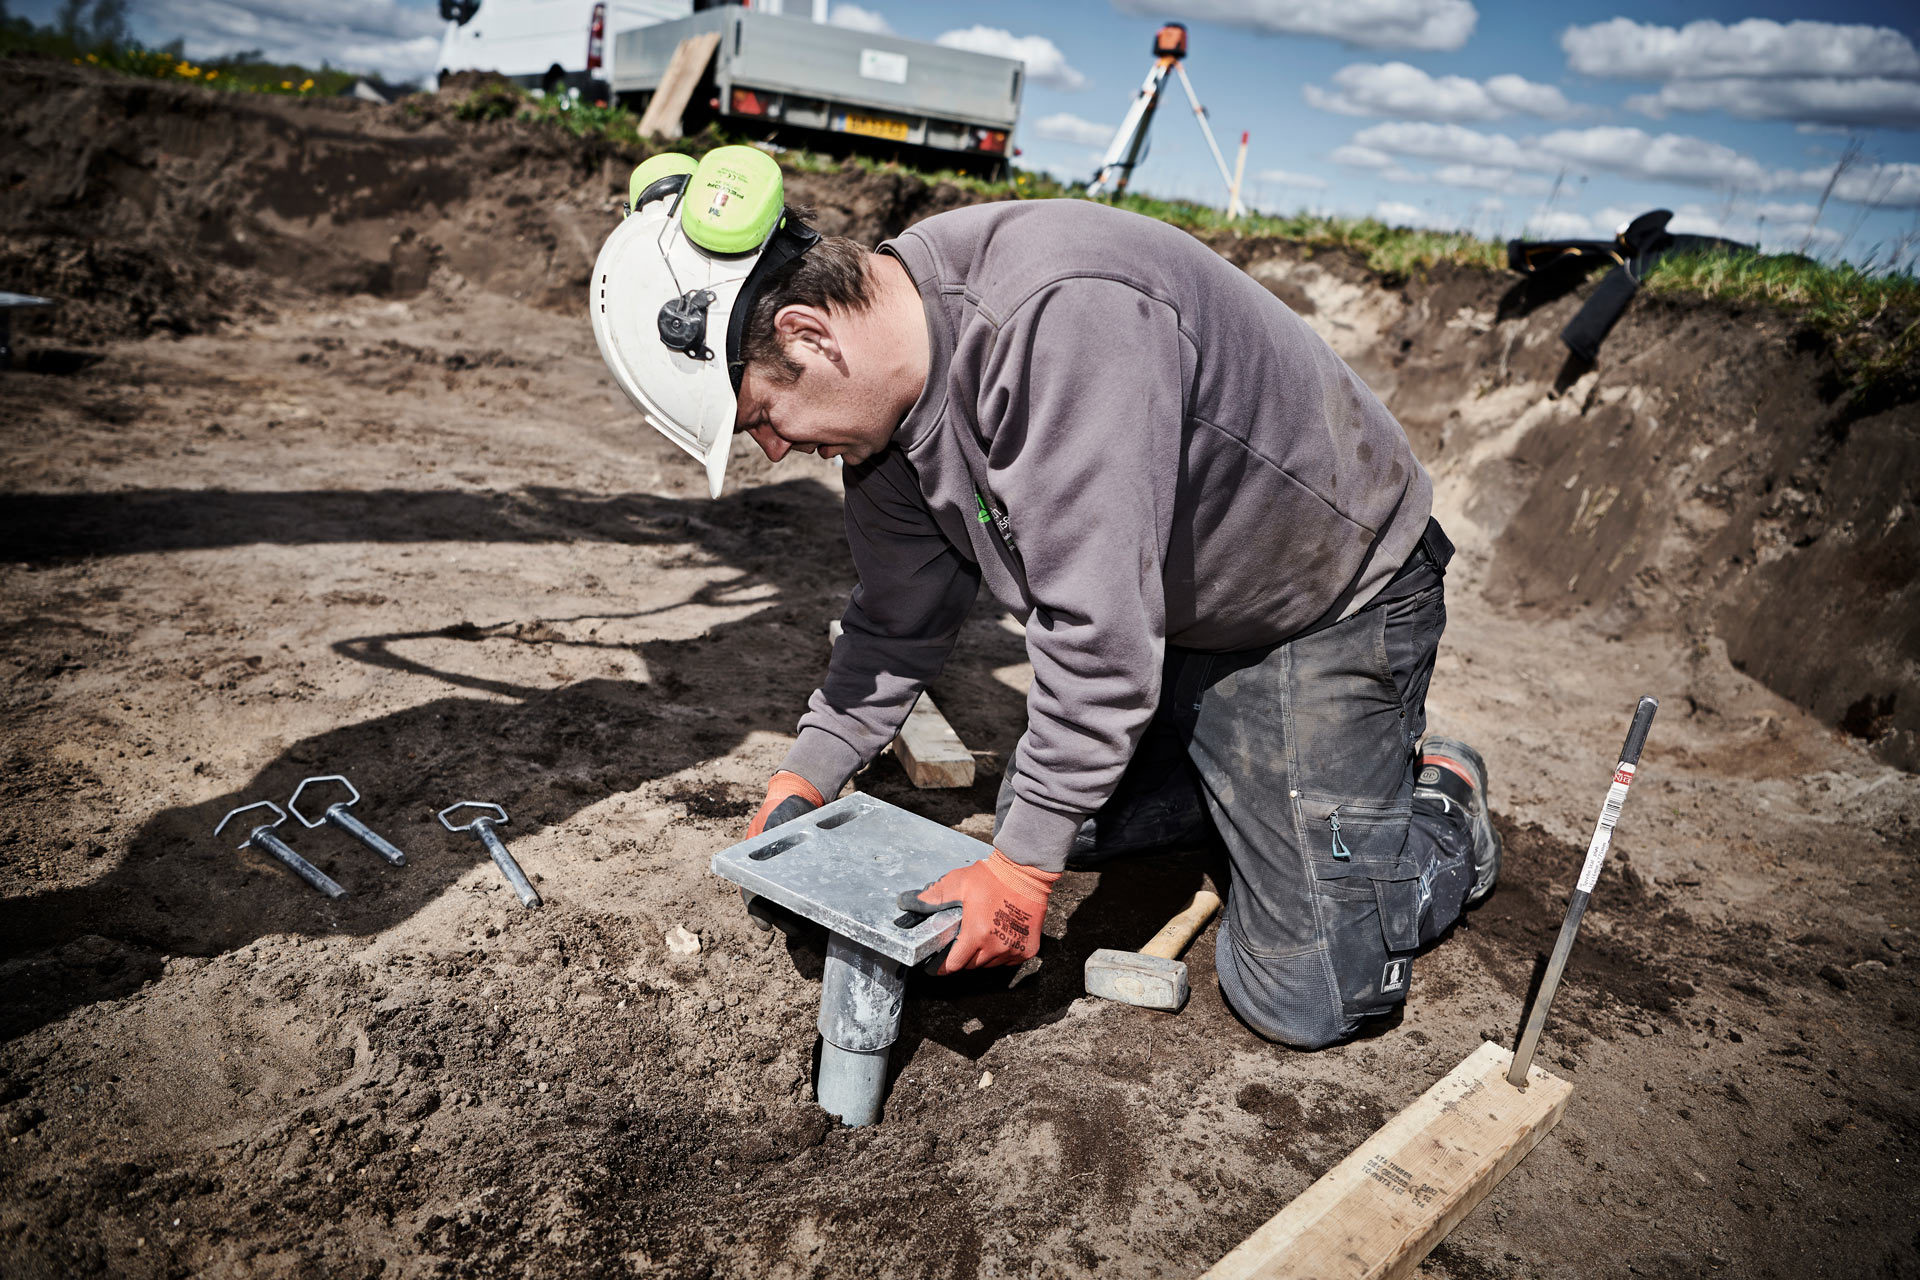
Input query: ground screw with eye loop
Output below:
<box><xmin>438</xmin><ymin>802</ymin><xmax>542</xmax><ymax>909</ymax></box>
<box><xmin>216</xmin><ymin>800</ymin><xmax>346</xmax><ymax>899</ymax></box>
<box><xmin>288</xmin><ymin>774</ymin><xmax>407</xmax><ymax>866</ymax></box>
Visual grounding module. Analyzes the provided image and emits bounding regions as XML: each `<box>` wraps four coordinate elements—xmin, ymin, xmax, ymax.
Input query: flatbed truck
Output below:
<box><xmin>610</xmin><ymin>8</ymin><xmax>1023</xmax><ymax>177</ymax></box>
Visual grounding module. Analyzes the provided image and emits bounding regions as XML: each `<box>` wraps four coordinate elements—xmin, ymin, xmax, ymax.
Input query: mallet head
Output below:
<box><xmin>1084</xmin><ymin>948</ymin><xmax>1190</xmax><ymax>1011</ymax></box>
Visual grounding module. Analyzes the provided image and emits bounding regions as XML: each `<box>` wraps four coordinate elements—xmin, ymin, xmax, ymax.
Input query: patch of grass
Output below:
<box><xmin>1019</xmin><ymin>180</ymin><xmax>1507</xmax><ymax>277</ymax></box>
<box><xmin>1645</xmin><ymin>249</ymin><xmax>1920</xmax><ymax>393</ymax></box>
<box><xmin>737</xmin><ymin>152</ymin><xmax>1507</xmax><ymax>277</ymax></box>
<box><xmin>2</xmin><ymin>12</ymin><xmax>358</xmax><ymax>96</ymax></box>
<box><xmin>455</xmin><ymin>83</ymin><xmax>730</xmax><ymax>158</ymax></box>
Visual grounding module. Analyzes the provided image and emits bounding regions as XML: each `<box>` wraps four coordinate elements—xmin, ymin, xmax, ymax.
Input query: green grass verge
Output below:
<box><xmin>2</xmin><ymin>15</ymin><xmax>357</xmax><ymax>95</ymax></box>
<box><xmin>1645</xmin><ymin>249</ymin><xmax>1920</xmax><ymax>394</ymax></box>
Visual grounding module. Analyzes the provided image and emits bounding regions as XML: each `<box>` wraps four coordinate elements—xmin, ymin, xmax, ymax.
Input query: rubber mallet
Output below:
<box><xmin>1084</xmin><ymin>889</ymin><xmax>1222</xmax><ymax>1011</ymax></box>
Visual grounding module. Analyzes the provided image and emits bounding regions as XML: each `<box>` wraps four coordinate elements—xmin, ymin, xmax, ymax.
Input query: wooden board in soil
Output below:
<box><xmin>1201</xmin><ymin>1042</ymin><xmax>1573</xmax><ymax>1279</ymax></box>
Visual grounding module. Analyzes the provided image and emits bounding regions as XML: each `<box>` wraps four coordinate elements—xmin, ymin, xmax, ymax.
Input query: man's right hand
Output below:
<box><xmin>747</xmin><ymin>771</ymin><xmax>825</xmax><ymax>838</ymax></box>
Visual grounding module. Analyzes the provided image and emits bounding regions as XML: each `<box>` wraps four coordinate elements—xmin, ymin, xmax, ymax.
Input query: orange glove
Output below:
<box><xmin>897</xmin><ymin>850</ymin><xmax>1061</xmax><ymax>975</ymax></box>
<box><xmin>747</xmin><ymin>771</ymin><xmax>825</xmax><ymax>838</ymax></box>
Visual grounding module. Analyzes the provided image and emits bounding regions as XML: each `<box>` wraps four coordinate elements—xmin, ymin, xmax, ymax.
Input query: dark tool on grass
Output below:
<box><xmin>1084</xmin><ymin>889</ymin><xmax>1221</xmax><ymax>1011</ymax></box>
<box><xmin>438</xmin><ymin>801</ymin><xmax>542</xmax><ymax>908</ymax></box>
<box><xmin>1505</xmin><ymin>213</ymin><xmax>1749</xmax><ymax>363</ymax></box>
<box><xmin>288</xmin><ymin>774</ymin><xmax>407</xmax><ymax>866</ymax></box>
<box><xmin>1508</xmin><ymin>695</ymin><xmax>1658</xmax><ymax>1087</ymax></box>
<box><xmin>216</xmin><ymin>800</ymin><xmax>347</xmax><ymax>899</ymax></box>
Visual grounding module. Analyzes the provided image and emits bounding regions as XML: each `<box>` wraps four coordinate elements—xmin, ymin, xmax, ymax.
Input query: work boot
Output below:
<box><xmin>1415</xmin><ymin>737</ymin><xmax>1500</xmax><ymax>906</ymax></box>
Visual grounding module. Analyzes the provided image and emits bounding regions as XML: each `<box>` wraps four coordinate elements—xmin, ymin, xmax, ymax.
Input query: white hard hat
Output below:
<box><xmin>590</xmin><ymin>147</ymin><xmax>819</xmax><ymax>498</ymax></box>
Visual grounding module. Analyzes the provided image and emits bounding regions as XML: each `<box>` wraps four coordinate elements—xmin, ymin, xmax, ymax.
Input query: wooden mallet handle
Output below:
<box><xmin>1140</xmin><ymin>890</ymin><xmax>1221</xmax><ymax>960</ymax></box>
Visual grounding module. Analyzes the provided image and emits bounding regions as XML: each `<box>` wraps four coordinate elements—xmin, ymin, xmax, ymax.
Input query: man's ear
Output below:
<box><xmin>773</xmin><ymin>304</ymin><xmax>843</xmax><ymax>371</ymax></box>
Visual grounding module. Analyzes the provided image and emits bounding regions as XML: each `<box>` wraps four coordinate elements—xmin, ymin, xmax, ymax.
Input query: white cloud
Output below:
<box><xmin>1345</xmin><ymin>121</ymin><xmax>1920</xmax><ymax>209</ymax></box>
<box><xmin>1432</xmin><ymin>164</ymin><xmax>1553</xmax><ymax>197</ymax></box>
<box><xmin>1788</xmin><ymin>161</ymin><xmax>1920</xmax><ymax>208</ymax></box>
<box><xmin>1484</xmin><ymin>74</ymin><xmax>1578</xmax><ymax>119</ymax></box>
<box><xmin>1561</xmin><ymin>18</ymin><xmax>1920</xmax><ymax>81</ymax></box>
<box><xmin>1372</xmin><ymin>199</ymin><xmax>1468</xmax><ymax>230</ymax></box>
<box><xmin>827</xmin><ymin>4</ymin><xmax>893</xmax><ymax>36</ymax></box>
<box><xmin>1304</xmin><ymin>61</ymin><xmax>1574</xmax><ymax>122</ymax></box>
<box><xmin>1033</xmin><ymin>113</ymin><xmax>1113</xmax><ymax>147</ymax></box>
<box><xmin>1257</xmin><ymin>169</ymin><xmax>1330</xmax><ymax>190</ymax></box>
<box><xmin>1113</xmin><ymin>0</ymin><xmax>1476</xmax><ymax>53</ymax></box>
<box><xmin>1374</xmin><ymin>200</ymin><xmax>1430</xmax><ymax>225</ymax></box>
<box><xmin>140</xmin><ymin>0</ymin><xmax>443</xmax><ymax>81</ymax></box>
<box><xmin>1351</xmin><ymin>121</ymin><xmax>1543</xmax><ymax>170</ymax></box>
<box><xmin>935</xmin><ymin>26</ymin><xmax>1086</xmax><ymax>91</ymax></box>
<box><xmin>1331</xmin><ymin>144</ymin><xmax>1394</xmax><ymax>168</ymax></box>
<box><xmin>1524</xmin><ymin>210</ymin><xmax>1601</xmax><ymax>238</ymax></box>
<box><xmin>1627</xmin><ymin>77</ymin><xmax>1920</xmax><ymax>131</ymax></box>
<box><xmin>1537</xmin><ymin>126</ymin><xmax>1775</xmax><ymax>188</ymax></box>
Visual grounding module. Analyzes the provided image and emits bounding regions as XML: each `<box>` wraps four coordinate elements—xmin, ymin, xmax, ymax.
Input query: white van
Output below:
<box><xmin>436</xmin><ymin>0</ymin><xmax>692</xmax><ymax>99</ymax></box>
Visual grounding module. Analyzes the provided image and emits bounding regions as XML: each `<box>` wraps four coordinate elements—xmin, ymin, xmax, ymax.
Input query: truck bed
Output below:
<box><xmin>611</xmin><ymin>9</ymin><xmax>1021</xmax><ymax>167</ymax></box>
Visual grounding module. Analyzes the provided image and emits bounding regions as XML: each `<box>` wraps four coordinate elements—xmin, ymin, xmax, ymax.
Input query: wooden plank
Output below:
<box><xmin>827</xmin><ymin>620</ymin><xmax>976</xmax><ymax>790</ymax></box>
<box><xmin>636</xmin><ymin>32</ymin><xmax>720</xmax><ymax>141</ymax></box>
<box><xmin>1201</xmin><ymin>1042</ymin><xmax>1572</xmax><ymax>1280</ymax></box>
<box><xmin>892</xmin><ymin>694</ymin><xmax>975</xmax><ymax>789</ymax></box>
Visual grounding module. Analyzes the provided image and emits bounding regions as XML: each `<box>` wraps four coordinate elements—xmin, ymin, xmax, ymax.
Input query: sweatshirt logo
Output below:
<box><xmin>975</xmin><ymin>489</ymin><xmax>1016</xmax><ymax>551</ymax></box>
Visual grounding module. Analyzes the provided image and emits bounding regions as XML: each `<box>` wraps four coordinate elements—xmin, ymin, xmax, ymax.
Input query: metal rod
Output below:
<box><xmin>1089</xmin><ymin>59</ymin><xmax>1170</xmax><ymax>197</ymax></box>
<box><xmin>815</xmin><ymin>932</ymin><xmax>905</xmax><ymax>1126</ymax></box>
<box><xmin>475</xmin><ymin>820</ymin><xmax>542</xmax><ymax>909</ymax></box>
<box><xmin>1227</xmin><ymin>130</ymin><xmax>1248</xmax><ymax>220</ymax></box>
<box><xmin>1173</xmin><ymin>62</ymin><xmax>1239</xmax><ymax>199</ymax></box>
<box><xmin>1508</xmin><ymin>696</ymin><xmax>1658</xmax><ymax>1086</ymax></box>
<box><xmin>327</xmin><ymin>803</ymin><xmax>407</xmax><ymax>866</ymax></box>
<box><xmin>253</xmin><ymin>827</ymin><xmax>347</xmax><ymax>899</ymax></box>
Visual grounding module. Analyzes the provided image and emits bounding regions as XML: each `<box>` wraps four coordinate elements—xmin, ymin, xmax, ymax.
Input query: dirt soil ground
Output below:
<box><xmin>3</xmin><ymin>62</ymin><xmax>1918</xmax><ymax>1280</ymax></box>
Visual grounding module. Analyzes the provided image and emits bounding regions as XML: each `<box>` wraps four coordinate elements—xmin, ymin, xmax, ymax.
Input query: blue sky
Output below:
<box><xmin>21</xmin><ymin>0</ymin><xmax>1920</xmax><ymax>263</ymax></box>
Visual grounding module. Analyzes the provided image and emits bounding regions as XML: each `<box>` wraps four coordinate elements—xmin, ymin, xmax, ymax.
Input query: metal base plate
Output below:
<box><xmin>711</xmin><ymin>792</ymin><xmax>984</xmax><ymax>966</ymax></box>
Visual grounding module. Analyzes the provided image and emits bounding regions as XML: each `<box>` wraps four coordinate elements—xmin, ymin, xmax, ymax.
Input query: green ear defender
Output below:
<box><xmin>681</xmin><ymin>145</ymin><xmax>785</xmax><ymax>254</ymax></box>
<box><xmin>627</xmin><ymin>153</ymin><xmax>698</xmax><ymax>217</ymax></box>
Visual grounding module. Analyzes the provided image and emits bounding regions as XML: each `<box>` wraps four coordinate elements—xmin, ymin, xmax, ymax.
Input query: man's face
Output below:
<box><xmin>734</xmin><ymin>358</ymin><xmax>896</xmax><ymax>467</ymax></box>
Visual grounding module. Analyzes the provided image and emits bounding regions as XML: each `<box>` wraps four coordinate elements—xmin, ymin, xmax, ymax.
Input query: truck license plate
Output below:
<box><xmin>838</xmin><ymin>113</ymin><xmax>910</xmax><ymax>142</ymax></box>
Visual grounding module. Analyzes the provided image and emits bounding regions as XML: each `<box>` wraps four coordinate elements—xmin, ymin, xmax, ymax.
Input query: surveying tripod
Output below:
<box><xmin>1088</xmin><ymin>23</ymin><xmax>1243</xmax><ymax>214</ymax></box>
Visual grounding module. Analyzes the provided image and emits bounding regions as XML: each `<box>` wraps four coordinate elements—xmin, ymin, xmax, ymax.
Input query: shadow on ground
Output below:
<box><xmin>0</xmin><ymin>480</ymin><xmax>872</xmax><ymax>1038</ymax></box>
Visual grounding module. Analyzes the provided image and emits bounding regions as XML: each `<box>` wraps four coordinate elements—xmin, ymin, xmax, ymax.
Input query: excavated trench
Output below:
<box><xmin>4</xmin><ymin>59</ymin><xmax>1919</xmax><ymax>1280</ymax></box>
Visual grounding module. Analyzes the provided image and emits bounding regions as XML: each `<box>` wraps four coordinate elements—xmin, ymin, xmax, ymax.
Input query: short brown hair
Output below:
<box><xmin>738</xmin><ymin>234</ymin><xmax>875</xmax><ymax>383</ymax></box>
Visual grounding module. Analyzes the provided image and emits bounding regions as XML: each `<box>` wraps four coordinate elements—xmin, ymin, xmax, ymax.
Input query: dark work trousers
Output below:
<box><xmin>997</xmin><ymin>528</ymin><xmax>1476</xmax><ymax>1048</ymax></box>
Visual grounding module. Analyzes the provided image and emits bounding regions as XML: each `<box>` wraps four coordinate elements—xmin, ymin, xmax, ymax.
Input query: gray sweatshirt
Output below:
<box><xmin>781</xmin><ymin>201</ymin><xmax>1431</xmax><ymax>871</ymax></box>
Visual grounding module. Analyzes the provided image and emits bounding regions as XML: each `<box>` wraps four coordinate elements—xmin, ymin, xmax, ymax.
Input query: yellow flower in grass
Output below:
<box><xmin>281</xmin><ymin>80</ymin><xmax>292</xmax><ymax>89</ymax></box>
<box><xmin>86</xmin><ymin>53</ymin><xmax>98</xmax><ymax>63</ymax></box>
<box><xmin>300</xmin><ymin>78</ymin><xmax>314</xmax><ymax>92</ymax></box>
<box><xmin>207</xmin><ymin>70</ymin><xmax>218</xmax><ymax>80</ymax></box>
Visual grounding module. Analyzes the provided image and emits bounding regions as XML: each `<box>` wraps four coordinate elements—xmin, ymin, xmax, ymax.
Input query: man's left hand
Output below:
<box><xmin>897</xmin><ymin>850</ymin><xmax>1061</xmax><ymax>974</ymax></box>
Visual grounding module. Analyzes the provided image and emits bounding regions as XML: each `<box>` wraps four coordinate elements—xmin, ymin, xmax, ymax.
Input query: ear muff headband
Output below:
<box><xmin>724</xmin><ymin>211</ymin><xmax>821</xmax><ymax>391</ymax></box>
<box><xmin>627</xmin><ymin>152</ymin><xmax>697</xmax><ymax>217</ymax></box>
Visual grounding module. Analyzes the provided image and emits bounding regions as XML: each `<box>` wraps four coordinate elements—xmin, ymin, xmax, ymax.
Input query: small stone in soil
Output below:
<box><xmin>665</xmin><ymin>925</ymin><xmax>701</xmax><ymax>955</ymax></box>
